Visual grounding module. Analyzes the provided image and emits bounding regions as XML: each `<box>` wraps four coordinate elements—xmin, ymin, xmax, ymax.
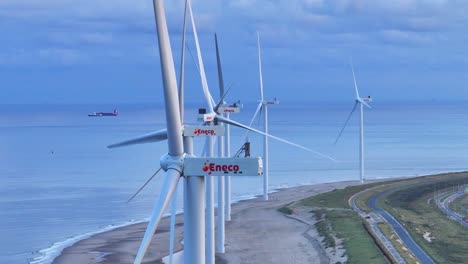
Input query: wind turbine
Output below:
<box><xmin>335</xmin><ymin>60</ymin><xmax>372</xmax><ymax>184</ymax></box>
<box><xmin>108</xmin><ymin>1</ymin><xmax>207</xmax><ymax>263</ymax></box>
<box><xmin>124</xmin><ymin>1</ymin><xmax>188</xmax><ymax>262</ymax></box>
<box><xmin>247</xmin><ymin>33</ymin><xmax>279</xmax><ymax>201</ymax></box>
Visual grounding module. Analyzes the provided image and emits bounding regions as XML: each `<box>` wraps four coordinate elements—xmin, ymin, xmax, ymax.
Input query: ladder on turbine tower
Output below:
<box><xmin>234</xmin><ymin>141</ymin><xmax>251</xmax><ymax>157</ymax></box>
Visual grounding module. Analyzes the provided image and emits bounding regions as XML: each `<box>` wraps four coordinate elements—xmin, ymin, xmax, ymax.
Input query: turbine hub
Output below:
<box><xmin>160</xmin><ymin>153</ymin><xmax>185</xmax><ymax>173</ymax></box>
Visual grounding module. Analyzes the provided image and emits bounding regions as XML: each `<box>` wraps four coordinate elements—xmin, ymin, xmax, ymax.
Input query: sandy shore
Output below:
<box><xmin>53</xmin><ymin>180</ymin><xmax>361</xmax><ymax>264</ymax></box>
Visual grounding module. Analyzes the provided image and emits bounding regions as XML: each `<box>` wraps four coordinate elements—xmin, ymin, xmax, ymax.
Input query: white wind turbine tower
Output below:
<box><xmin>213</xmin><ymin>33</ymin><xmax>243</xmax><ymax>253</ymax></box>
<box><xmin>214</xmin><ymin>33</ymin><xmax>226</xmax><ymax>254</ymax></box>
<box><xmin>335</xmin><ymin>60</ymin><xmax>372</xmax><ymax>184</ymax></box>
<box><xmin>247</xmin><ymin>33</ymin><xmax>279</xmax><ymax>201</ymax></box>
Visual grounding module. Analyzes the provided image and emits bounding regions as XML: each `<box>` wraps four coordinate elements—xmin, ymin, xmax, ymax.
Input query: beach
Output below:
<box><xmin>52</xmin><ymin>180</ymin><xmax>360</xmax><ymax>264</ymax></box>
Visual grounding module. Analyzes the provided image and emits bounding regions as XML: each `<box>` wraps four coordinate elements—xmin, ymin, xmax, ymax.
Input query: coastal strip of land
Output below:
<box><xmin>53</xmin><ymin>180</ymin><xmax>363</xmax><ymax>264</ymax></box>
<box><xmin>52</xmin><ymin>172</ymin><xmax>468</xmax><ymax>264</ymax></box>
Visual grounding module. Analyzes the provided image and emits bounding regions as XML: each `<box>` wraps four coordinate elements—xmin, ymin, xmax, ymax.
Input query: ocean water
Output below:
<box><xmin>1</xmin><ymin>101</ymin><xmax>468</xmax><ymax>263</ymax></box>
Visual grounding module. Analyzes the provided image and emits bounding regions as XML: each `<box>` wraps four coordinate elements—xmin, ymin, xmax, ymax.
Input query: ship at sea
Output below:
<box><xmin>88</xmin><ymin>109</ymin><xmax>118</xmax><ymax>117</ymax></box>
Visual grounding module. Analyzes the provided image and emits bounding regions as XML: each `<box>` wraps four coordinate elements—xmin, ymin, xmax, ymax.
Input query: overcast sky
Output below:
<box><xmin>1</xmin><ymin>0</ymin><xmax>468</xmax><ymax>104</ymax></box>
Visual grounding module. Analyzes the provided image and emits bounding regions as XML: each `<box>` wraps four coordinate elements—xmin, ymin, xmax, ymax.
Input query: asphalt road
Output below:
<box><xmin>348</xmin><ymin>189</ymin><xmax>406</xmax><ymax>264</ymax></box>
<box><xmin>436</xmin><ymin>192</ymin><xmax>468</xmax><ymax>228</ymax></box>
<box><xmin>368</xmin><ymin>191</ymin><xmax>434</xmax><ymax>264</ymax></box>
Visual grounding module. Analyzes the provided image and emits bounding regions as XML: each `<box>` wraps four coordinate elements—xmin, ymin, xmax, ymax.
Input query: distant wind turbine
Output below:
<box><xmin>335</xmin><ymin>59</ymin><xmax>373</xmax><ymax>184</ymax></box>
<box><xmin>246</xmin><ymin>33</ymin><xmax>335</xmax><ymax>200</ymax></box>
<box><xmin>247</xmin><ymin>33</ymin><xmax>279</xmax><ymax>201</ymax></box>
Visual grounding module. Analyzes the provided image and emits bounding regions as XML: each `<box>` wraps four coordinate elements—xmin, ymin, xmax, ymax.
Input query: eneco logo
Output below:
<box><xmin>223</xmin><ymin>109</ymin><xmax>235</xmax><ymax>113</ymax></box>
<box><xmin>202</xmin><ymin>160</ymin><xmax>241</xmax><ymax>175</ymax></box>
<box><xmin>194</xmin><ymin>129</ymin><xmax>216</xmax><ymax>136</ymax></box>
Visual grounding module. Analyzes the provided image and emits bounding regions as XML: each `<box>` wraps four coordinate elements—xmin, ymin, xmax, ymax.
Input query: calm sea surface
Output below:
<box><xmin>1</xmin><ymin>102</ymin><xmax>468</xmax><ymax>263</ymax></box>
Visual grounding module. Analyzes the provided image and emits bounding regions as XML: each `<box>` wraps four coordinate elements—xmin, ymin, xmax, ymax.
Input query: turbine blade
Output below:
<box><xmin>127</xmin><ymin>168</ymin><xmax>163</xmax><ymax>203</ymax></box>
<box><xmin>257</xmin><ymin>32</ymin><xmax>264</xmax><ymax>101</ymax></box>
<box><xmin>210</xmin><ymin>94</ymin><xmax>216</xmax><ymax>108</ymax></box>
<box><xmin>187</xmin><ymin>0</ymin><xmax>214</xmax><ymax>113</ymax></box>
<box><xmin>357</xmin><ymin>98</ymin><xmax>372</xmax><ymax>109</ymax></box>
<box><xmin>200</xmin><ymin>136</ymin><xmax>215</xmax><ymax>160</ymax></box>
<box><xmin>108</xmin><ymin>129</ymin><xmax>168</xmax><ymax>149</ymax></box>
<box><xmin>201</xmin><ymin>137</ymin><xmax>209</xmax><ymax>157</ymax></box>
<box><xmin>178</xmin><ymin>0</ymin><xmax>189</xmax><ymax>122</ymax></box>
<box><xmin>216</xmin><ymin>115</ymin><xmax>336</xmax><ymax>162</ymax></box>
<box><xmin>248</xmin><ymin>103</ymin><xmax>263</xmax><ymax>128</ymax></box>
<box><xmin>169</xmin><ymin>183</ymin><xmax>178</xmax><ymax>264</ymax></box>
<box><xmin>350</xmin><ymin>58</ymin><xmax>360</xmax><ymax>99</ymax></box>
<box><xmin>243</xmin><ymin>102</ymin><xmax>263</xmax><ymax>141</ymax></box>
<box><xmin>133</xmin><ymin>169</ymin><xmax>181</xmax><ymax>264</ymax></box>
<box><xmin>151</xmin><ymin>0</ymin><xmax>184</xmax><ymax>157</ymax></box>
<box><xmin>215</xmin><ymin>33</ymin><xmax>225</xmax><ymax>98</ymax></box>
<box><xmin>257</xmin><ymin>104</ymin><xmax>264</xmax><ymax>127</ymax></box>
<box><xmin>334</xmin><ymin>102</ymin><xmax>358</xmax><ymax>145</ymax></box>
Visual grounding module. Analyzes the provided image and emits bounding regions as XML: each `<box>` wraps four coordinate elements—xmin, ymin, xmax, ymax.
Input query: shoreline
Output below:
<box><xmin>28</xmin><ymin>170</ymin><xmax>458</xmax><ymax>264</ymax></box>
<box><xmin>30</xmin><ymin>183</ymin><xmax>300</xmax><ymax>264</ymax></box>
<box><xmin>50</xmin><ymin>179</ymin><xmax>368</xmax><ymax>264</ymax></box>
<box><xmin>28</xmin><ymin>180</ymin><xmax>329</xmax><ymax>264</ymax></box>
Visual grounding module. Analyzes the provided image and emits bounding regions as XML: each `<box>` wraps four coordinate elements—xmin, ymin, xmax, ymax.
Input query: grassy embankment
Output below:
<box><xmin>300</xmin><ymin>180</ymin><xmax>421</xmax><ymax>264</ymax></box>
<box><xmin>295</xmin><ymin>183</ymin><xmax>389</xmax><ymax>264</ymax></box>
<box><xmin>379</xmin><ymin>172</ymin><xmax>468</xmax><ymax>264</ymax></box>
<box><xmin>276</xmin><ymin>173</ymin><xmax>468</xmax><ymax>263</ymax></box>
<box><xmin>449</xmin><ymin>192</ymin><xmax>468</xmax><ymax>217</ymax></box>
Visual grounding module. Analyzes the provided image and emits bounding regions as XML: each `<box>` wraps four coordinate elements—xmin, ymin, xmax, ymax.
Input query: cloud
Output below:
<box><xmin>227</xmin><ymin>0</ymin><xmax>465</xmax><ymax>38</ymax></box>
<box><xmin>0</xmin><ymin>47</ymin><xmax>88</xmax><ymax>66</ymax></box>
<box><xmin>0</xmin><ymin>0</ymin><xmax>466</xmax><ymax>68</ymax></box>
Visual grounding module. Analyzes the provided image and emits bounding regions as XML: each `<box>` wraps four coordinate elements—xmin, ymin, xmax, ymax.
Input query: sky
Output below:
<box><xmin>1</xmin><ymin>0</ymin><xmax>468</xmax><ymax>104</ymax></box>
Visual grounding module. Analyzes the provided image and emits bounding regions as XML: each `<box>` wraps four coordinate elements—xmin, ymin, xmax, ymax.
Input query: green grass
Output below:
<box><xmin>314</xmin><ymin>209</ymin><xmax>336</xmax><ymax>248</ymax></box>
<box><xmin>379</xmin><ymin>173</ymin><xmax>468</xmax><ymax>264</ymax></box>
<box><xmin>300</xmin><ymin>179</ymin><xmax>409</xmax><ymax>210</ymax></box>
<box><xmin>300</xmin><ymin>184</ymin><xmax>377</xmax><ymax>209</ymax></box>
<box><xmin>449</xmin><ymin>193</ymin><xmax>468</xmax><ymax>217</ymax></box>
<box><xmin>299</xmin><ymin>173</ymin><xmax>468</xmax><ymax>264</ymax></box>
<box><xmin>377</xmin><ymin>222</ymin><xmax>419</xmax><ymax>264</ymax></box>
<box><xmin>314</xmin><ymin>209</ymin><xmax>387</xmax><ymax>264</ymax></box>
<box><xmin>277</xmin><ymin>206</ymin><xmax>293</xmax><ymax>215</ymax></box>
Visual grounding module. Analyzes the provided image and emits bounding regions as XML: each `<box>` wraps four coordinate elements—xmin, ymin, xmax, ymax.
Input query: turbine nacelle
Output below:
<box><xmin>356</xmin><ymin>97</ymin><xmax>372</xmax><ymax>109</ymax></box>
<box><xmin>197</xmin><ymin>108</ymin><xmax>217</xmax><ymax>122</ymax></box>
<box><xmin>261</xmin><ymin>97</ymin><xmax>279</xmax><ymax>105</ymax></box>
<box><xmin>184</xmin><ymin>157</ymin><xmax>263</xmax><ymax>177</ymax></box>
<box><xmin>217</xmin><ymin>101</ymin><xmax>242</xmax><ymax>114</ymax></box>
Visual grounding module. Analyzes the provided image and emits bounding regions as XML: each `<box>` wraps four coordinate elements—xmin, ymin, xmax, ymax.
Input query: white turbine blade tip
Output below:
<box><xmin>247</xmin><ymin>102</ymin><xmax>263</xmax><ymax>128</ymax></box>
<box><xmin>108</xmin><ymin>129</ymin><xmax>168</xmax><ymax>149</ymax></box>
<box><xmin>216</xmin><ymin>115</ymin><xmax>336</xmax><ymax>162</ymax></box>
<box><xmin>133</xmin><ymin>170</ymin><xmax>181</xmax><ymax>264</ymax></box>
<box><xmin>187</xmin><ymin>1</ymin><xmax>214</xmax><ymax>113</ymax></box>
<box><xmin>349</xmin><ymin>60</ymin><xmax>360</xmax><ymax>99</ymax></box>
